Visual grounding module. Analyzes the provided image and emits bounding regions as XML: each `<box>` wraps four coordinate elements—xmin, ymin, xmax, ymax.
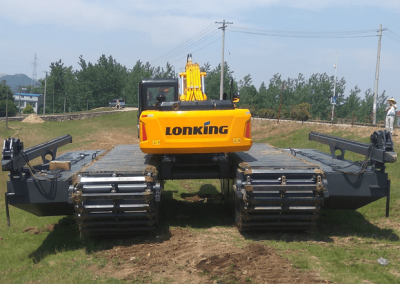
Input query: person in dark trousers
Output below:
<box><xmin>385</xmin><ymin>98</ymin><xmax>397</xmax><ymax>135</ymax></box>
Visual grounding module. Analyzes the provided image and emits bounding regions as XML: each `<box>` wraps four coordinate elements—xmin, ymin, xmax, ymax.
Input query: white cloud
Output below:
<box><xmin>0</xmin><ymin>0</ymin><xmax>129</xmax><ymax>31</ymax></box>
<box><xmin>2</xmin><ymin>0</ymin><xmax>399</xmax><ymax>33</ymax></box>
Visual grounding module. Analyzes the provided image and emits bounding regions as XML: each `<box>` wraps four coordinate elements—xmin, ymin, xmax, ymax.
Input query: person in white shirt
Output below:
<box><xmin>385</xmin><ymin>98</ymin><xmax>397</xmax><ymax>135</ymax></box>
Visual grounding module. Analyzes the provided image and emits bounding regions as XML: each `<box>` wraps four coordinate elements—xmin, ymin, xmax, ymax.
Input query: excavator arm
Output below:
<box><xmin>179</xmin><ymin>54</ymin><xmax>207</xmax><ymax>101</ymax></box>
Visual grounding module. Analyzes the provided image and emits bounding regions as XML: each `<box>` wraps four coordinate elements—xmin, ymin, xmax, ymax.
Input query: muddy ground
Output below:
<box><xmin>91</xmin><ymin>228</ymin><xmax>329</xmax><ymax>283</ymax></box>
<box><xmin>80</xmin><ymin>120</ymin><xmax>396</xmax><ymax>283</ymax></box>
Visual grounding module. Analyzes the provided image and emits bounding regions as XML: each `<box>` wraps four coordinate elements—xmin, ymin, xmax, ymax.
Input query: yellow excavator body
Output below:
<box><xmin>139</xmin><ymin>54</ymin><xmax>252</xmax><ymax>154</ymax></box>
<box><xmin>140</xmin><ymin>108</ymin><xmax>251</xmax><ymax>154</ymax></box>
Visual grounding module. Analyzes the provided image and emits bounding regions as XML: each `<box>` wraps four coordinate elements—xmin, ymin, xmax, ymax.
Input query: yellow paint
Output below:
<box><xmin>140</xmin><ymin>109</ymin><xmax>252</xmax><ymax>154</ymax></box>
<box><xmin>152</xmin><ymin>140</ymin><xmax>160</xmax><ymax>145</ymax></box>
<box><xmin>179</xmin><ymin>57</ymin><xmax>207</xmax><ymax>101</ymax></box>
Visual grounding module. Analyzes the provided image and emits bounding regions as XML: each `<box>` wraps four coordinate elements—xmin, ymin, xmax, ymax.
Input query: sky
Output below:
<box><xmin>1</xmin><ymin>0</ymin><xmax>399</xmax><ymax>104</ymax></box>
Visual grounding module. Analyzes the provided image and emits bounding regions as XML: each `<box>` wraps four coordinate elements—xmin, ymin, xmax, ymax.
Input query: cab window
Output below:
<box><xmin>145</xmin><ymin>86</ymin><xmax>176</xmax><ymax>107</ymax></box>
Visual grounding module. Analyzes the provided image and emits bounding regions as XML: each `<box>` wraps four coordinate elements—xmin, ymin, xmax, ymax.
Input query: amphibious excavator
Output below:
<box><xmin>2</xmin><ymin>55</ymin><xmax>397</xmax><ymax>235</ymax></box>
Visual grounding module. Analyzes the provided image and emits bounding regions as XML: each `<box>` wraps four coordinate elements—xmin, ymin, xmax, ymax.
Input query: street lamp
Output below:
<box><xmin>331</xmin><ymin>53</ymin><xmax>338</xmax><ymax>122</ymax></box>
<box><xmin>18</xmin><ymin>86</ymin><xmax>21</xmax><ymax>115</ymax></box>
<box><xmin>277</xmin><ymin>82</ymin><xmax>286</xmax><ymax>124</ymax></box>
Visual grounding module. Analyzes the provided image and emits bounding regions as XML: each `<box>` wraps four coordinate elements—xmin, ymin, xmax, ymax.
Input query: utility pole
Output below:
<box><xmin>216</xmin><ymin>19</ymin><xmax>233</xmax><ymax>100</ymax></box>
<box><xmin>332</xmin><ymin>52</ymin><xmax>338</xmax><ymax>122</ymax></box>
<box><xmin>373</xmin><ymin>25</ymin><xmax>385</xmax><ymax>125</ymax></box>
<box><xmin>43</xmin><ymin>71</ymin><xmax>47</xmax><ymax>114</ymax></box>
<box><xmin>5</xmin><ymin>80</ymin><xmax>8</xmax><ymax>128</ymax></box>
<box><xmin>18</xmin><ymin>85</ymin><xmax>21</xmax><ymax>115</ymax></box>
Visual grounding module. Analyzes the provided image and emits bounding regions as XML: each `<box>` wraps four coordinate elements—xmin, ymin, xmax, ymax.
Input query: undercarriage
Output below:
<box><xmin>2</xmin><ymin>130</ymin><xmax>395</xmax><ymax>235</ymax></box>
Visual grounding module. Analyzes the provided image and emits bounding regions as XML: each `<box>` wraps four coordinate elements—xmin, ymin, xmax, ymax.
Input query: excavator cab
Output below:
<box><xmin>137</xmin><ymin>79</ymin><xmax>179</xmax><ymax>137</ymax></box>
<box><xmin>138</xmin><ymin>79</ymin><xmax>179</xmax><ymax>112</ymax></box>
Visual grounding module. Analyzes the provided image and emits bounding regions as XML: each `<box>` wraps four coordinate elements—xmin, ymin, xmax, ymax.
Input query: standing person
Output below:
<box><xmin>116</xmin><ymin>99</ymin><xmax>120</xmax><ymax>110</ymax></box>
<box><xmin>385</xmin><ymin>98</ymin><xmax>397</xmax><ymax>135</ymax></box>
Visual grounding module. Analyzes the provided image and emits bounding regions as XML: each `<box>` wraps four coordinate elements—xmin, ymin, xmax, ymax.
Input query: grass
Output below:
<box><xmin>255</xmin><ymin>121</ymin><xmax>400</xmax><ymax>221</ymax></box>
<box><xmin>0</xmin><ymin>114</ymin><xmax>399</xmax><ymax>283</ymax></box>
<box><xmin>251</xmin><ymin>120</ymin><xmax>400</xmax><ymax>283</ymax></box>
<box><xmin>0</xmin><ymin>112</ymin><xmax>138</xmax><ymax>283</ymax></box>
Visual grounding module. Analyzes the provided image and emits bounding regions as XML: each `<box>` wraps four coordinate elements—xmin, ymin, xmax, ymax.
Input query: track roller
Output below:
<box><xmin>69</xmin><ymin>174</ymin><xmax>161</xmax><ymax>236</ymax></box>
<box><xmin>224</xmin><ymin>171</ymin><xmax>327</xmax><ymax>231</ymax></box>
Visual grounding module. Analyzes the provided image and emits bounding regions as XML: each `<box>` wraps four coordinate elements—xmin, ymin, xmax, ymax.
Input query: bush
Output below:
<box><xmin>290</xmin><ymin>103</ymin><xmax>311</xmax><ymax>121</ymax></box>
<box><xmin>363</xmin><ymin>115</ymin><xmax>372</xmax><ymax>123</ymax></box>
<box><xmin>279</xmin><ymin>109</ymin><xmax>289</xmax><ymax>119</ymax></box>
<box><xmin>22</xmin><ymin>104</ymin><xmax>35</xmax><ymax>114</ymax></box>
<box><xmin>240</xmin><ymin>104</ymin><xmax>257</xmax><ymax>115</ymax></box>
<box><xmin>258</xmin><ymin>108</ymin><xmax>276</xmax><ymax>118</ymax></box>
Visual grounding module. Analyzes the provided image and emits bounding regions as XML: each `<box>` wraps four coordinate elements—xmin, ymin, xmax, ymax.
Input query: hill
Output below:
<box><xmin>0</xmin><ymin>74</ymin><xmax>37</xmax><ymax>92</ymax></box>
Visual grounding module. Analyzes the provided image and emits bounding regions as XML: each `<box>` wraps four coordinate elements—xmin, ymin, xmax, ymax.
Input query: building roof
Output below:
<box><xmin>13</xmin><ymin>93</ymin><xmax>42</xmax><ymax>97</ymax></box>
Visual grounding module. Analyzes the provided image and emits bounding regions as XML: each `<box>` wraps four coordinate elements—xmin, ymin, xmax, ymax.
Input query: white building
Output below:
<box><xmin>13</xmin><ymin>93</ymin><xmax>44</xmax><ymax>114</ymax></box>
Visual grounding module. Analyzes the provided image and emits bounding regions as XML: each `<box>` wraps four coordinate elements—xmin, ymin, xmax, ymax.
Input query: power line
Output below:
<box><xmin>387</xmin><ymin>29</ymin><xmax>400</xmax><ymax>39</ymax></box>
<box><xmin>151</xmin><ymin>29</ymin><xmax>220</xmax><ymax>67</ymax></box>
<box><xmin>151</xmin><ymin>29</ymin><xmax>220</xmax><ymax>66</ymax></box>
<box><xmin>386</xmin><ymin>29</ymin><xmax>400</xmax><ymax>44</ymax></box>
<box><xmin>150</xmin><ymin>24</ymin><xmax>218</xmax><ymax>66</ymax></box>
<box><xmin>150</xmin><ymin>24</ymin><xmax>215</xmax><ymax>65</ymax></box>
<box><xmin>228</xmin><ymin>26</ymin><xmax>379</xmax><ymax>38</ymax></box>
<box><xmin>149</xmin><ymin>24</ymin><xmax>396</xmax><ymax>68</ymax></box>
<box><xmin>169</xmin><ymin>33</ymin><xmax>226</xmax><ymax>65</ymax></box>
<box><xmin>386</xmin><ymin>34</ymin><xmax>400</xmax><ymax>44</ymax></box>
<box><xmin>231</xmin><ymin>26</ymin><xmax>378</xmax><ymax>34</ymax></box>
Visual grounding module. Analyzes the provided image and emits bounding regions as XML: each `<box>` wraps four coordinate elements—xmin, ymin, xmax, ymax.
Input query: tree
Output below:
<box><xmin>76</xmin><ymin>55</ymin><xmax>96</xmax><ymax>111</ymax></box>
<box><xmin>357</xmin><ymin>89</ymin><xmax>374</xmax><ymax>123</ymax></box>
<box><xmin>200</xmin><ymin>62</ymin><xmax>211</xmax><ymax>73</ymax></box>
<box><xmin>76</xmin><ymin>55</ymin><xmax>127</xmax><ymax>110</ymax></box>
<box><xmin>337</xmin><ymin>86</ymin><xmax>361</xmax><ymax>120</ymax></box>
<box><xmin>152</xmin><ymin>62</ymin><xmax>175</xmax><ymax>79</ymax></box>
<box><xmin>204</xmin><ymin>62</ymin><xmax>236</xmax><ymax>100</ymax></box>
<box><xmin>238</xmin><ymin>74</ymin><xmax>257</xmax><ymax>105</ymax></box>
<box><xmin>46</xmin><ymin>59</ymin><xmax>69</xmax><ymax>113</ymax></box>
<box><xmin>306</xmin><ymin>73</ymin><xmax>334</xmax><ymax>119</ymax></box>
<box><xmin>258</xmin><ymin>82</ymin><xmax>269</xmax><ymax>109</ymax></box>
<box><xmin>0</xmin><ymin>82</ymin><xmax>17</xmax><ymax>117</ymax></box>
<box><xmin>94</xmin><ymin>55</ymin><xmax>127</xmax><ymax>107</ymax></box>
<box><xmin>125</xmin><ymin>60</ymin><xmax>153</xmax><ymax>107</ymax></box>
<box><xmin>376</xmin><ymin>90</ymin><xmax>388</xmax><ymax>122</ymax></box>
<box><xmin>263</xmin><ymin>74</ymin><xmax>282</xmax><ymax>110</ymax></box>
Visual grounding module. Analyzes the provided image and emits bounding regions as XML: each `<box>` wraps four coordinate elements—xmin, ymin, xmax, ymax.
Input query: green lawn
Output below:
<box><xmin>0</xmin><ymin>114</ymin><xmax>398</xmax><ymax>283</ymax></box>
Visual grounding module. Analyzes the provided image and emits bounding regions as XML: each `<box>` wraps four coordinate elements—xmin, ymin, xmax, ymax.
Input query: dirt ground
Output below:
<box><xmin>92</xmin><ymin>228</ymin><xmax>329</xmax><ymax>283</ymax></box>
<box><xmin>84</xmin><ymin>119</ymin><xmax>396</xmax><ymax>283</ymax></box>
